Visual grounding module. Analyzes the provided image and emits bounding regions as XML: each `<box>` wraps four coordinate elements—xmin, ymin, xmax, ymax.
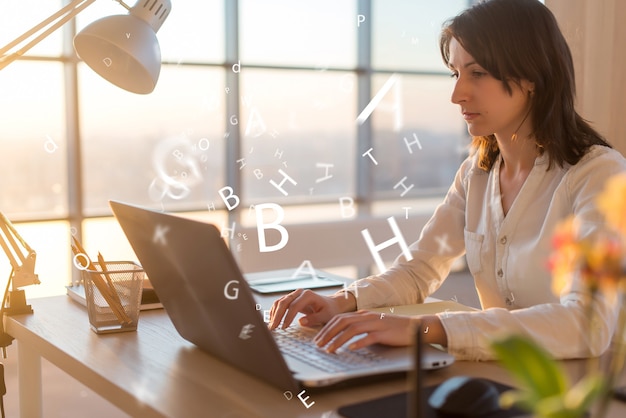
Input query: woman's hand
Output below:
<box><xmin>313</xmin><ymin>312</ymin><xmax>447</xmax><ymax>353</ymax></box>
<box><xmin>268</xmin><ymin>288</ymin><xmax>357</xmax><ymax>330</ymax></box>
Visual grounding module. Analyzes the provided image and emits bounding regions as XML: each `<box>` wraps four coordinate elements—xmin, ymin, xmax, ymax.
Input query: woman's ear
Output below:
<box><xmin>521</xmin><ymin>79</ymin><xmax>535</xmax><ymax>96</ymax></box>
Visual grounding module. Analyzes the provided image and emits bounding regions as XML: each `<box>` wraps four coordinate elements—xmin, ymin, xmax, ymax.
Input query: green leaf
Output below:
<box><xmin>499</xmin><ymin>389</ymin><xmax>537</xmax><ymax>412</ymax></box>
<box><xmin>491</xmin><ymin>335</ymin><xmax>569</xmax><ymax>401</ymax></box>
<box><xmin>562</xmin><ymin>373</ymin><xmax>606</xmax><ymax>416</ymax></box>
<box><xmin>533</xmin><ymin>374</ymin><xmax>605</xmax><ymax>418</ymax></box>
<box><xmin>493</xmin><ymin>336</ymin><xmax>607</xmax><ymax>418</ymax></box>
<box><xmin>533</xmin><ymin>394</ymin><xmax>580</xmax><ymax>418</ymax></box>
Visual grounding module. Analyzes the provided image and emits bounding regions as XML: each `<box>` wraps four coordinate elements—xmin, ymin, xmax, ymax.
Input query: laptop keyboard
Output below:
<box><xmin>272</xmin><ymin>326</ymin><xmax>386</xmax><ymax>373</ymax></box>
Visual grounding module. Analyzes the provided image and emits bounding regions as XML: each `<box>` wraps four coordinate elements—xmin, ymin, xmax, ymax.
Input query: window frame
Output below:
<box><xmin>6</xmin><ymin>0</ymin><xmax>470</xmax><ymax>286</ymax></box>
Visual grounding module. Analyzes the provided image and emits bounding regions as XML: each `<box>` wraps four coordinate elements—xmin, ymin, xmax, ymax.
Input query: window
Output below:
<box><xmin>0</xmin><ymin>0</ymin><xmax>469</xmax><ymax>297</ymax></box>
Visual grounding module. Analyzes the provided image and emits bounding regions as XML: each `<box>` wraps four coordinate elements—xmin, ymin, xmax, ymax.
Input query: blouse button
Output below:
<box><xmin>505</xmin><ymin>297</ymin><xmax>513</xmax><ymax>306</ymax></box>
<box><xmin>500</xmin><ymin>236</ymin><xmax>507</xmax><ymax>245</ymax></box>
<box><xmin>497</xmin><ymin>269</ymin><xmax>503</xmax><ymax>277</ymax></box>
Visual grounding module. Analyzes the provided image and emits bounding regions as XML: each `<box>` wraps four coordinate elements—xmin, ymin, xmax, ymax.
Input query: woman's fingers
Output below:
<box><xmin>269</xmin><ymin>289</ymin><xmax>331</xmax><ymax>330</ymax></box>
<box><xmin>268</xmin><ymin>289</ymin><xmax>303</xmax><ymax>330</ymax></box>
<box><xmin>314</xmin><ymin>311</ymin><xmax>379</xmax><ymax>351</ymax></box>
<box><xmin>314</xmin><ymin>311</ymin><xmax>414</xmax><ymax>352</ymax></box>
<box><xmin>271</xmin><ymin>295</ymin><xmax>419</xmax><ymax>353</ymax></box>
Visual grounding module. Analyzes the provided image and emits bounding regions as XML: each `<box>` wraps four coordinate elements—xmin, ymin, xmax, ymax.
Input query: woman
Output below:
<box><xmin>269</xmin><ymin>0</ymin><xmax>626</xmax><ymax>361</ymax></box>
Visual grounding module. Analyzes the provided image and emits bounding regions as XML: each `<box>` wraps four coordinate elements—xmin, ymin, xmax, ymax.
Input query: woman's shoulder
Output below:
<box><xmin>569</xmin><ymin>145</ymin><xmax>626</xmax><ymax>172</ymax></box>
<box><xmin>459</xmin><ymin>150</ymin><xmax>488</xmax><ymax>177</ymax></box>
<box><xmin>563</xmin><ymin>145</ymin><xmax>626</xmax><ymax>188</ymax></box>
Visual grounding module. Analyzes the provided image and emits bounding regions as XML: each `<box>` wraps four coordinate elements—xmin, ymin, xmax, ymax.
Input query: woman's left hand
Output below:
<box><xmin>313</xmin><ymin>311</ymin><xmax>448</xmax><ymax>353</ymax></box>
<box><xmin>313</xmin><ymin>310</ymin><xmax>416</xmax><ymax>353</ymax></box>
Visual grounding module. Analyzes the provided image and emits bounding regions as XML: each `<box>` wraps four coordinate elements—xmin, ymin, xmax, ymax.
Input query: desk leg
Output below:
<box><xmin>17</xmin><ymin>340</ymin><xmax>42</xmax><ymax>418</ymax></box>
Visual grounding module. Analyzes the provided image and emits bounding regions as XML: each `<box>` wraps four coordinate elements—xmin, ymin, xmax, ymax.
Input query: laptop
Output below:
<box><xmin>109</xmin><ymin>200</ymin><xmax>455</xmax><ymax>391</ymax></box>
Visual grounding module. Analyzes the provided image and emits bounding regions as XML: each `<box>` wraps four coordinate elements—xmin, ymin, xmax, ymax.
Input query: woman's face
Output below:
<box><xmin>447</xmin><ymin>37</ymin><xmax>533</xmax><ymax>140</ymax></box>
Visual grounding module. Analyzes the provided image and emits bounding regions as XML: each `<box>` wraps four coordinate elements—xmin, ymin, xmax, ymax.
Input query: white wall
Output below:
<box><xmin>547</xmin><ymin>0</ymin><xmax>626</xmax><ymax>155</ymax></box>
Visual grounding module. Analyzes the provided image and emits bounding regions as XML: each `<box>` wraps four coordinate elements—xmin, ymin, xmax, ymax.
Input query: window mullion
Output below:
<box><xmin>63</xmin><ymin>0</ymin><xmax>83</xmax><ymax>285</ymax></box>
<box><xmin>224</xmin><ymin>0</ymin><xmax>242</xmax><ymax>225</ymax></box>
<box><xmin>356</xmin><ymin>0</ymin><xmax>373</xmax><ymax>218</ymax></box>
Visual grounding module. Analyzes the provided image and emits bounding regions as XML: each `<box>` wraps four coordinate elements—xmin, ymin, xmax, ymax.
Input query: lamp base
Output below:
<box><xmin>0</xmin><ymin>332</ymin><xmax>13</xmax><ymax>357</ymax></box>
<box><xmin>4</xmin><ymin>289</ymin><xmax>33</xmax><ymax>315</ymax></box>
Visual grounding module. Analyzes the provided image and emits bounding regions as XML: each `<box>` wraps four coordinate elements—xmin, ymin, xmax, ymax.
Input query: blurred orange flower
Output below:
<box><xmin>595</xmin><ymin>172</ymin><xmax>626</xmax><ymax>239</ymax></box>
<box><xmin>549</xmin><ymin>173</ymin><xmax>626</xmax><ymax>295</ymax></box>
<box><xmin>548</xmin><ymin>216</ymin><xmax>583</xmax><ymax>295</ymax></box>
<box><xmin>510</xmin><ymin>172</ymin><xmax>626</xmax><ymax>418</ymax></box>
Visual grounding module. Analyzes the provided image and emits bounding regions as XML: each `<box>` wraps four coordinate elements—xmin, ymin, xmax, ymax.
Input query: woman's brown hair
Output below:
<box><xmin>439</xmin><ymin>0</ymin><xmax>611</xmax><ymax>171</ymax></box>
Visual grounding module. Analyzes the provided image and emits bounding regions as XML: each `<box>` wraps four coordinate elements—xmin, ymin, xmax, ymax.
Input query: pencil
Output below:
<box><xmin>71</xmin><ymin>238</ymin><xmax>131</xmax><ymax>324</ymax></box>
<box><xmin>97</xmin><ymin>252</ymin><xmax>129</xmax><ymax>323</ymax></box>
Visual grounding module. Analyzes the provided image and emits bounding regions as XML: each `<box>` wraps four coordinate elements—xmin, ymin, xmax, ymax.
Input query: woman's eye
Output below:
<box><xmin>449</xmin><ymin>72</ymin><xmax>459</xmax><ymax>79</ymax></box>
<box><xmin>472</xmin><ymin>71</ymin><xmax>486</xmax><ymax>78</ymax></box>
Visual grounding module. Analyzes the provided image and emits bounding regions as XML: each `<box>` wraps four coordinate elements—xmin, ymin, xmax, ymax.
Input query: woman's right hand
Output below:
<box><xmin>268</xmin><ymin>288</ymin><xmax>357</xmax><ymax>330</ymax></box>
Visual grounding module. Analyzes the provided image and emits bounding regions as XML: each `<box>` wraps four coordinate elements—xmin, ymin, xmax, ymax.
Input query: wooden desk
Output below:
<box><xmin>5</xmin><ymin>296</ymin><xmax>626</xmax><ymax>417</ymax></box>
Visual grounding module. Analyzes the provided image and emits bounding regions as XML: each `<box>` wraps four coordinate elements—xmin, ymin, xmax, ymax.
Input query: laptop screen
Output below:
<box><xmin>110</xmin><ymin>200</ymin><xmax>299</xmax><ymax>392</ymax></box>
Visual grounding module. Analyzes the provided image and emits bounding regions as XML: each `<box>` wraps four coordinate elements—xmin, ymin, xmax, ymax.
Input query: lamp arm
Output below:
<box><xmin>0</xmin><ymin>212</ymin><xmax>40</xmax><ymax>355</ymax></box>
<box><xmin>0</xmin><ymin>213</ymin><xmax>39</xmax><ymax>290</ymax></box>
<box><xmin>0</xmin><ymin>0</ymin><xmax>98</xmax><ymax>70</ymax></box>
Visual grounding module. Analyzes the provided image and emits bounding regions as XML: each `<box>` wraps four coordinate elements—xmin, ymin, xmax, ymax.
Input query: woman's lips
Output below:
<box><xmin>463</xmin><ymin>112</ymin><xmax>480</xmax><ymax>121</ymax></box>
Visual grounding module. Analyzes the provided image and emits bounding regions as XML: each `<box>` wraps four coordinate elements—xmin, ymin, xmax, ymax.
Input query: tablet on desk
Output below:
<box><xmin>244</xmin><ymin>268</ymin><xmax>346</xmax><ymax>294</ymax></box>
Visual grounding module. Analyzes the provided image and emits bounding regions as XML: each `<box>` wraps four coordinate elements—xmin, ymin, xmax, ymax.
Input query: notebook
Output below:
<box><xmin>66</xmin><ymin>279</ymin><xmax>163</xmax><ymax>310</ymax></box>
<box><xmin>109</xmin><ymin>200</ymin><xmax>456</xmax><ymax>390</ymax></box>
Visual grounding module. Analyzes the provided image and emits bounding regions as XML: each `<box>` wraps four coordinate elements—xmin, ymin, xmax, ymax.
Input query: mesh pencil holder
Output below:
<box><xmin>82</xmin><ymin>261</ymin><xmax>144</xmax><ymax>334</ymax></box>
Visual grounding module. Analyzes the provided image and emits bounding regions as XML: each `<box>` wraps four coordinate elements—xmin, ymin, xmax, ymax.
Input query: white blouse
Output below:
<box><xmin>345</xmin><ymin>145</ymin><xmax>626</xmax><ymax>361</ymax></box>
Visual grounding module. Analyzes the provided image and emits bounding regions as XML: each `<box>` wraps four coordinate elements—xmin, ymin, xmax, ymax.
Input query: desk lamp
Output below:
<box><xmin>0</xmin><ymin>0</ymin><xmax>171</xmax><ymax>93</ymax></box>
<box><xmin>0</xmin><ymin>0</ymin><xmax>171</xmax><ymax>352</ymax></box>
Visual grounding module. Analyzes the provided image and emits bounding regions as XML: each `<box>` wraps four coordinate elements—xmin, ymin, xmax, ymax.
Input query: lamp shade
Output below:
<box><xmin>74</xmin><ymin>0</ymin><xmax>171</xmax><ymax>94</ymax></box>
<box><xmin>74</xmin><ymin>14</ymin><xmax>161</xmax><ymax>94</ymax></box>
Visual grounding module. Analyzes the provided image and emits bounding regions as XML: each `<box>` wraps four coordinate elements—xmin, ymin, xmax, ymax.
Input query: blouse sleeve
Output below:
<box><xmin>440</xmin><ymin>147</ymin><xmax>626</xmax><ymax>361</ymax></box>
<box><xmin>339</xmin><ymin>155</ymin><xmax>475</xmax><ymax>309</ymax></box>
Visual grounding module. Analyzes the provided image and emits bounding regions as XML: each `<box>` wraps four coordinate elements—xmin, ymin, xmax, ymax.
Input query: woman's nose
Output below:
<box><xmin>451</xmin><ymin>77</ymin><xmax>468</xmax><ymax>105</ymax></box>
